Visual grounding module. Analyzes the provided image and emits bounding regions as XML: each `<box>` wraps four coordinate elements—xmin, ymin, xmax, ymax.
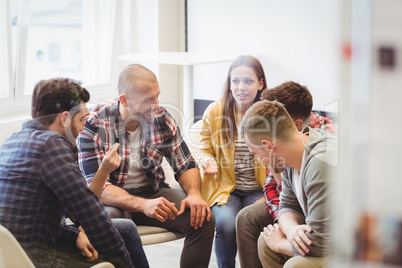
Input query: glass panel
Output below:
<box><xmin>0</xmin><ymin>0</ymin><xmax>10</xmax><ymax>97</ymax></box>
<box><xmin>19</xmin><ymin>0</ymin><xmax>114</xmax><ymax>95</ymax></box>
<box><xmin>21</xmin><ymin>0</ymin><xmax>82</xmax><ymax>95</ymax></box>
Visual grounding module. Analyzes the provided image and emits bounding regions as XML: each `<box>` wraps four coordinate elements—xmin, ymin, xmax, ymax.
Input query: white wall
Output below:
<box><xmin>366</xmin><ymin>0</ymin><xmax>402</xmax><ymax>216</ymax></box>
<box><xmin>188</xmin><ymin>0</ymin><xmax>342</xmax><ymax>112</ymax></box>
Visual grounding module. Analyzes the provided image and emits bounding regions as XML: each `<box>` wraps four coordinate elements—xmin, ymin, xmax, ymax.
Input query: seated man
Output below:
<box><xmin>0</xmin><ymin>78</ymin><xmax>135</xmax><ymax>267</ymax></box>
<box><xmin>236</xmin><ymin>81</ymin><xmax>336</xmax><ymax>268</ymax></box>
<box><xmin>239</xmin><ymin>99</ymin><xmax>337</xmax><ymax>267</ymax></box>
<box><xmin>77</xmin><ymin>64</ymin><xmax>215</xmax><ymax>268</ymax></box>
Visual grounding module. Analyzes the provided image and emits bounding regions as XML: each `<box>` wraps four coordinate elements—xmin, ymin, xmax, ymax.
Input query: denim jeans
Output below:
<box><xmin>211</xmin><ymin>189</ymin><xmax>263</xmax><ymax>268</ymax></box>
<box><xmin>112</xmin><ymin>218</ymin><xmax>150</xmax><ymax>268</ymax></box>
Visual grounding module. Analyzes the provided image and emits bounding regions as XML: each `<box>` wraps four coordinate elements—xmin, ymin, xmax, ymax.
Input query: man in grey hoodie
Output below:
<box><xmin>239</xmin><ymin>100</ymin><xmax>337</xmax><ymax>268</ymax></box>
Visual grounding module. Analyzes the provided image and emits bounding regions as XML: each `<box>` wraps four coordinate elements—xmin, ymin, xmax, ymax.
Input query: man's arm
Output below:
<box><xmin>278</xmin><ymin>160</ymin><xmax>332</xmax><ymax>257</ymax></box>
<box><xmin>263</xmin><ymin>170</ymin><xmax>282</xmax><ymax>222</ymax></box>
<box><xmin>177</xmin><ymin>168</ymin><xmax>212</xmax><ymax>229</ymax></box>
<box><xmin>162</xmin><ymin>110</ymin><xmax>212</xmax><ymax>229</ymax></box>
<box><xmin>43</xmin><ymin>137</ymin><xmax>133</xmax><ymax>267</ymax></box>
<box><xmin>89</xmin><ymin>143</ymin><xmax>121</xmax><ymax>196</ymax></box>
<box><xmin>100</xmin><ymin>184</ymin><xmax>179</xmax><ymax>222</ymax></box>
<box><xmin>277</xmin><ymin>169</ymin><xmax>311</xmax><ymax>256</ymax></box>
<box><xmin>260</xmin><ymin>223</ymin><xmax>294</xmax><ymax>257</ymax></box>
<box><xmin>77</xmin><ymin>120</ymin><xmax>105</xmax><ymax>187</ymax></box>
<box><xmin>278</xmin><ymin>211</ymin><xmax>312</xmax><ymax>256</ymax></box>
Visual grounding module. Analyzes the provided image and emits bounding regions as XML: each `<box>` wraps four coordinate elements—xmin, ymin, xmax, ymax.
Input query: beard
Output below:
<box><xmin>63</xmin><ymin>121</ymin><xmax>80</xmax><ymax>147</ymax></box>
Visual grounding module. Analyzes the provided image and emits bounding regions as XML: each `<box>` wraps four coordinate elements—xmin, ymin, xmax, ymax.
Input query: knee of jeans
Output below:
<box><xmin>104</xmin><ymin>206</ymin><xmax>125</xmax><ymax>218</ymax></box>
<box><xmin>215</xmin><ymin>218</ymin><xmax>236</xmax><ymax>235</ymax></box>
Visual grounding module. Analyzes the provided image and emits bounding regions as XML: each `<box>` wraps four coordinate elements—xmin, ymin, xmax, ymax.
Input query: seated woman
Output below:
<box><xmin>199</xmin><ymin>55</ymin><xmax>267</xmax><ymax>267</ymax></box>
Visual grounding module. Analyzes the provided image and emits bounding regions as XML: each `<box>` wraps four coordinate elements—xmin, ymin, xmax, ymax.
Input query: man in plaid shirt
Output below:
<box><xmin>0</xmin><ymin>78</ymin><xmax>134</xmax><ymax>267</ymax></box>
<box><xmin>77</xmin><ymin>64</ymin><xmax>215</xmax><ymax>268</ymax></box>
<box><xmin>236</xmin><ymin>81</ymin><xmax>336</xmax><ymax>268</ymax></box>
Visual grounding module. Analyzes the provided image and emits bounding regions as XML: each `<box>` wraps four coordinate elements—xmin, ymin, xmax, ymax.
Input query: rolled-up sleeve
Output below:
<box><xmin>77</xmin><ymin>119</ymin><xmax>105</xmax><ymax>186</ymax></box>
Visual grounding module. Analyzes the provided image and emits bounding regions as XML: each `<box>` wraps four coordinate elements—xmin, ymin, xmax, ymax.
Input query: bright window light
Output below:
<box><xmin>14</xmin><ymin>0</ymin><xmax>115</xmax><ymax>96</ymax></box>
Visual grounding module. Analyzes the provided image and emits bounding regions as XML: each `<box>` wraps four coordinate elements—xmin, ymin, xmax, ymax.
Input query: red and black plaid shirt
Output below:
<box><xmin>77</xmin><ymin>97</ymin><xmax>197</xmax><ymax>191</ymax></box>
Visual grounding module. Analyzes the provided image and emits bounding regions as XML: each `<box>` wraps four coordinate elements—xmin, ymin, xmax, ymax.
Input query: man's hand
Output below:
<box><xmin>261</xmin><ymin>223</ymin><xmax>294</xmax><ymax>256</ymax></box>
<box><xmin>143</xmin><ymin>197</ymin><xmax>179</xmax><ymax>222</ymax></box>
<box><xmin>76</xmin><ymin>229</ymin><xmax>98</xmax><ymax>262</ymax></box>
<box><xmin>99</xmin><ymin>143</ymin><xmax>121</xmax><ymax>174</ymax></box>
<box><xmin>286</xmin><ymin>224</ymin><xmax>312</xmax><ymax>256</ymax></box>
<box><xmin>202</xmin><ymin>158</ymin><xmax>218</xmax><ymax>175</ymax></box>
<box><xmin>178</xmin><ymin>194</ymin><xmax>212</xmax><ymax>229</ymax></box>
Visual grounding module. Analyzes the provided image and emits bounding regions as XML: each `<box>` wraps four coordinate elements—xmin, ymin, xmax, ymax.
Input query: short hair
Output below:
<box><xmin>118</xmin><ymin>64</ymin><xmax>157</xmax><ymax>96</ymax></box>
<box><xmin>31</xmin><ymin>78</ymin><xmax>90</xmax><ymax>126</ymax></box>
<box><xmin>260</xmin><ymin>81</ymin><xmax>313</xmax><ymax>122</ymax></box>
<box><xmin>239</xmin><ymin>100</ymin><xmax>298</xmax><ymax>144</ymax></box>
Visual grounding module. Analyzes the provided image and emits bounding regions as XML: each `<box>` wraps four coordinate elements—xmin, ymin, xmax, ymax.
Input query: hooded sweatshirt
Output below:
<box><xmin>279</xmin><ymin>127</ymin><xmax>338</xmax><ymax>257</ymax></box>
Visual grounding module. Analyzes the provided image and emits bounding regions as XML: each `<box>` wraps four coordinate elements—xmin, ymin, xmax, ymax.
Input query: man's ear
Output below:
<box><xmin>261</xmin><ymin>139</ymin><xmax>275</xmax><ymax>153</ymax></box>
<box><xmin>294</xmin><ymin>119</ymin><xmax>304</xmax><ymax>132</ymax></box>
<box><xmin>60</xmin><ymin>111</ymin><xmax>70</xmax><ymax>128</ymax></box>
<box><xmin>119</xmin><ymin>94</ymin><xmax>129</xmax><ymax>108</ymax></box>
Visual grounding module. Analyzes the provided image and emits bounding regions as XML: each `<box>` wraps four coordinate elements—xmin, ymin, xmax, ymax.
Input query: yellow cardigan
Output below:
<box><xmin>199</xmin><ymin>99</ymin><xmax>267</xmax><ymax>207</ymax></box>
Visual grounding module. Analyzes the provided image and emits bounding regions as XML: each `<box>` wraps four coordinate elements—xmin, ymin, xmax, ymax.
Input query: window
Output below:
<box><xmin>1</xmin><ymin>0</ymin><xmax>116</xmax><ymax>110</ymax></box>
<box><xmin>0</xmin><ymin>0</ymin><xmax>13</xmax><ymax>101</ymax></box>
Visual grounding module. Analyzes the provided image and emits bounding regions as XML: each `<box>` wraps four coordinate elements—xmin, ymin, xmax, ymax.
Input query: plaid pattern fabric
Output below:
<box><xmin>77</xmin><ymin>97</ymin><xmax>197</xmax><ymax>191</ymax></box>
<box><xmin>309</xmin><ymin>112</ymin><xmax>336</xmax><ymax>133</ymax></box>
<box><xmin>263</xmin><ymin>112</ymin><xmax>335</xmax><ymax>220</ymax></box>
<box><xmin>0</xmin><ymin>120</ymin><xmax>131</xmax><ymax>267</ymax></box>
<box><xmin>263</xmin><ymin>172</ymin><xmax>282</xmax><ymax>222</ymax></box>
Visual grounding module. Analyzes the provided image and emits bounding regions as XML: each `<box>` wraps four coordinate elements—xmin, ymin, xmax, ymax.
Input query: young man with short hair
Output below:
<box><xmin>236</xmin><ymin>81</ymin><xmax>335</xmax><ymax>267</ymax></box>
<box><xmin>239</xmin><ymin>99</ymin><xmax>337</xmax><ymax>267</ymax></box>
<box><xmin>0</xmin><ymin>78</ymin><xmax>135</xmax><ymax>267</ymax></box>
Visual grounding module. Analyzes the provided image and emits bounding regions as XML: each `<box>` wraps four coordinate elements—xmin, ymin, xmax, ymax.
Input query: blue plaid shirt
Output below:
<box><xmin>77</xmin><ymin>97</ymin><xmax>197</xmax><ymax>191</ymax></box>
<box><xmin>0</xmin><ymin>120</ymin><xmax>132</xmax><ymax>267</ymax></box>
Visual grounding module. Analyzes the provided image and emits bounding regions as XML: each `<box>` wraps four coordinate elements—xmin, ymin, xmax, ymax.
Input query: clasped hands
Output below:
<box><xmin>143</xmin><ymin>194</ymin><xmax>212</xmax><ymax>230</ymax></box>
<box><xmin>261</xmin><ymin>223</ymin><xmax>312</xmax><ymax>257</ymax></box>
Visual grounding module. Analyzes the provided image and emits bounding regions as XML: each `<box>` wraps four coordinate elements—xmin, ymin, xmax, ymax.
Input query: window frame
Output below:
<box><xmin>1</xmin><ymin>0</ymin><xmax>120</xmax><ymax>113</ymax></box>
<box><xmin>0</xmin><ymin>0</ymin><xmax>15</xmax><ymax>110</ymax></box>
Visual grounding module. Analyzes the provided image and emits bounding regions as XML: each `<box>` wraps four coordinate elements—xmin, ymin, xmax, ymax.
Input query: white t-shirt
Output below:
<box><xmin>123</xmin><ymin>126</ymin><xmax>148</xmax><ymax>189</ymax></box>
<box><xmin>292</xmin><ymin>150</ymin><xmax>307</xmax><ymax>215</ymax></box>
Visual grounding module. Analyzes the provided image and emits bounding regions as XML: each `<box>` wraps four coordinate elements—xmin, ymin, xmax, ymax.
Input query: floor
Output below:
<box><xmin>143</xmin><ymin>238</ymin><xmax>236</xmax><ymax>268</ymax></box>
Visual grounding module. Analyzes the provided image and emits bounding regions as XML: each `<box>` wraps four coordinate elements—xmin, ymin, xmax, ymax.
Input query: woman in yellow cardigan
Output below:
<box><xmin>199</xmin><ymin>55</ymin><xmax>267</xmax><ymax>268</ymax></box>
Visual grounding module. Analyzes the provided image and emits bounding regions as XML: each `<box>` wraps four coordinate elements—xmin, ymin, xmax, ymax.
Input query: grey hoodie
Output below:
<box><xmin>279</xmin><ymin>127</ymin><xmax>338</xmax><ymax>257</ymax></box>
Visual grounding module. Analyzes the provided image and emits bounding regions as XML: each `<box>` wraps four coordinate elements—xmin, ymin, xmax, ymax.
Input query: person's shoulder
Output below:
<box><xmin>203</xmin><ymin>99</ymin><xmax>223</xmax><ymax>117</ymax></box>
<box><xmin>87</xmin><ymin>97</ymin><xmax>118</xmax><ymax>121</ymax></box>
<box><xmin>153</xmin><ymin>107</ymin><xmax>179</xmax><ymax>132</ymax></box>
<box><xmin>305</xmin><ymin>128</ymin><xmax>338</xmax><ymax>168</ymax></box>
<box><xmin>22</xmin><ymin>125</ymin><xmax>70</xmax><ymax>151</ymax></box>
<box><xmin>22</xmin><ymin>120</ymin><xmax>61</xmax><ymax>142</ymax></box>
<box><xmin>154</xmin><ymin>106</ymin><xmax>173</xmax><ymax>122</ymax></box>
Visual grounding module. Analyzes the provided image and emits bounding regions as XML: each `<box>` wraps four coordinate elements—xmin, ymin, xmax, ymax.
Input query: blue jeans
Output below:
<box><xmin>112</xmin><ymin>218</ymin><xmax>150</xmax><ymax>268</ymax></box>
<box><xmin>211</xmin><ymin>189</ymin><xmax>263</xmax><ymax>268</ymax></box>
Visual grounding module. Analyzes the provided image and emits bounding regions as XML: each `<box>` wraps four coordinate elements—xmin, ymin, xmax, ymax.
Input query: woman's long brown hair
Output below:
<box><xmin>221</xmin><ymin>55</ymin><xmax>267</xmax><ymax>145</ymax></box>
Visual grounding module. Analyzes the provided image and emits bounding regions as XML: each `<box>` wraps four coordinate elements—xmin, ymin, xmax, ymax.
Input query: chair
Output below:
<box><xmin>105</xmin><ymin>120</ymin><xmax>204</xmax><ymax>246</ymax></box>
<box><xmin>0</xmin><ymin>224</ymin><xmax>115</xmax><ymax>268</ymax></box>
<box><xmin>0</xmin><ymin>224</ymin><xmax>35</xmax><ymax>268</ymax></box>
